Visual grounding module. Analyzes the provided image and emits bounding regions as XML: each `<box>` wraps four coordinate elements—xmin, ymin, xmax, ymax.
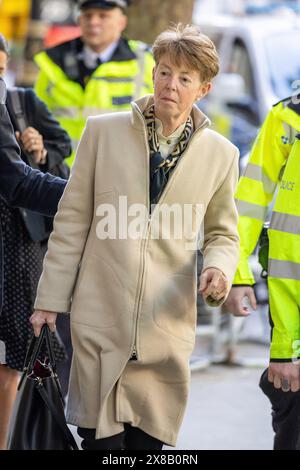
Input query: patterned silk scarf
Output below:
<box><xmin>144</xmin><ymin>105</ymin><xmax>194</xmax><ymax>206</ymax></box>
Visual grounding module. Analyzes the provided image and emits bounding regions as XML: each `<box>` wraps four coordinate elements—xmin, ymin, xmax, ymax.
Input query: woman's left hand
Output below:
<box><xmin>199</xmin><ymin>268</ymin><xmax>228</xmax><ymax>303</ymax></box>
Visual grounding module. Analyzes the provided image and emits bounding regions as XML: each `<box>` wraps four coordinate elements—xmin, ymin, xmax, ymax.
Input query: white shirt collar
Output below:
<box><xmin>83</xmin><ymin>41</ymin><xmax>119</xmax><ymax>69</ymax></box>
<box><xmin>155</xmin><ymin>118</ymin><xmax>186</xmax><ymax>141</ymax></box>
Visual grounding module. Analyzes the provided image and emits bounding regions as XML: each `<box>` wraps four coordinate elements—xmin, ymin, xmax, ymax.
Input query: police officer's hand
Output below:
<box><xmin>30</xmin><ymin>310</ymin><xmax>57</xmax><ymax>337</ymax></box>
<box><xmin>268</xmin><ymin>362</ymin><xmax>300</xmax><ymax>393</ymax></box>
<box><xmin>199</xmin><ymin>268</ymin><xmax>229</xmax><ymax>306</ymax></box>
<box><xmin>16</xmin><ymin>127</ymin><xmax>47</xmax><ymax>165</ymax></box>
<box><xmin>224</xmin><ymin>286</ymin><xmax>257</xmax><ymax>316</ymax></box>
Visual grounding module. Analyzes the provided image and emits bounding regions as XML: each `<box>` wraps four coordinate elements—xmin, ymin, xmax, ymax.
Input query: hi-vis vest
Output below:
<box><xmin>34</xmin><ymin>38</ymin><xmax>154</xmax><ymax>167</ymax></box>
<box><xmin>233</xmin><ymin>95</ymin><xmax>300</xmax><ymax>285</ymax></box>
<box><xmin>267</xmin><ymin>136</ymin><xmax>300</xmax><ymax>359</ymax></box>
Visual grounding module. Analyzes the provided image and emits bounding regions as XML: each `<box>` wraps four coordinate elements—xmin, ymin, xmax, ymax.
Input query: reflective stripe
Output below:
<box><xmin>270</xmin><ymin>211</ymin><xmax>300</xmax><ymax>235</ymax></box>
<box><xmin>235</xmin><ymin>199</ymin><xmax>267</xmax><ymax>221</ymax></box>
<box><xmin>53</xmin><ymin>107</ymin><xmax>78</xmax><ymax>118</ymax></box>
<box><xmin>243</xmin><ymin>163</ymin><xmax>277</xmax><ymax>194</ymax></box>
<box><xmin>92</xmin><ymin>77</ymin><xmax>134</xmax><ymax>83</ymax></box>
<box><xmin>269</xmin><ymin>259</ymin><xmax>300</xmax><ymax>281</ymax></box>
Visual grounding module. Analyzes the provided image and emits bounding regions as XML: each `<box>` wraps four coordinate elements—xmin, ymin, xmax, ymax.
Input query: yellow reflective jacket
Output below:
<box><xmin>267</xmin><ymin>135</ymin><xmax>300</xmax><ymax>360</ymax></box>
<box><xmin>234</xmin><ymin>96</ymin><xmax>300</xmax><ymax>360</ymax></box>
<box><xmin>234</xmin><ymin>96</ymin><xmax>300</xmax><ymax>285</ymax></box>
<box><xmin>34</xmin><ymin>37</ymin><xmax>154</xmax><ymax>167</ymax></box>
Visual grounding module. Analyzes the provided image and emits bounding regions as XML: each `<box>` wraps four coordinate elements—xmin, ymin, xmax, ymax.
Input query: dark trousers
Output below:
<box><xmin>259</xmin><ymin>368</ymin><xmax>300</xmax><ymax>450</ymax></box>
<box><xmin>78</xmin><ymin>424</ymin><xmax>164</xmax><ymax>450</ymax></box>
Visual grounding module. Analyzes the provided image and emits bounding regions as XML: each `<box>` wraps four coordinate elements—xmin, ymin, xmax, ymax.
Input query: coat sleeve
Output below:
<box><xmin>25</xmin><ymin>88</ymin><xmax>72</xmax><ymax>171</ymax></box>
<box><xmin>0</xmin><ymin>104</ymin><xmax>66</xmax><ymax>215</ymax></box>
<box><xmin>201</xmin><ymin>148</ymin><xmax>240</xmax><ymax>291</ymax></box>
<box><xmin>34</xmin><ymin>118</ymin><xmax>96</xmax><ymax>313</ymax></box>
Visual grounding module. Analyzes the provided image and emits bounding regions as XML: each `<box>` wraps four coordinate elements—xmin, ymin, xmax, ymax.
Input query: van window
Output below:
<box><xmin>228</xmin><ymin>39</ymin><xmax>255</xmax><ymax>99</ymax></box>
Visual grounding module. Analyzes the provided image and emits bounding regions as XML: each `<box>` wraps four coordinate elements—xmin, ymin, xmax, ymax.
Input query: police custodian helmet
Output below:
<box><xmin>78</xmin><ymin>0</ymin><xmax>130</xmax><ymax>10</ymax></box>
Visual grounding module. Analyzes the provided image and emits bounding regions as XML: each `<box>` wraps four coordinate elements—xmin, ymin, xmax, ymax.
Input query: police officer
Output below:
<box><xmin>225</xmin><ymin>93</ymin><xmax>300</xmax><ymax>449</ymax></box>
<box><xmin>34</xmin><ymin>0</ymin><xmax>154</xmax><ymax>167</ymax></box>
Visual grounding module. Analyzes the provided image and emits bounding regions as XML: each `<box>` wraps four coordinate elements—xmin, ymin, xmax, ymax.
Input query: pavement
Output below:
<box><xmin>172</xmin><ymin>359</ymin><xmax>273</xmax><ymax>450</ymax></box>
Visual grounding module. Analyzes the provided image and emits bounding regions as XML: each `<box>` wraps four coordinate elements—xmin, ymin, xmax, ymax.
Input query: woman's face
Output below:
<box><xmin>0</xmin><ymin>51</ymin><xmax>8</xmax><ymax>78</ymax></box>
<box><xmin>153</xmin><ymin>54</ymin><xmax>211</xmax><ymax>124</ymax></box>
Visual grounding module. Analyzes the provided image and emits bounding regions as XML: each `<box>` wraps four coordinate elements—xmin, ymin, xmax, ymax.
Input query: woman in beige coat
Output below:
<box><xmin>31</xmin><ymin>24</ymin><xmax>240</xmax><ymax>450</ymax></box>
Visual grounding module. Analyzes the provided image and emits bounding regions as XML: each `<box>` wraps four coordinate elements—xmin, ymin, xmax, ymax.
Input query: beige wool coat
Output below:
<box><xmin>34</xmin><ymin>95</ymin><xmax>240</xmax><ymax>447</ymax></box>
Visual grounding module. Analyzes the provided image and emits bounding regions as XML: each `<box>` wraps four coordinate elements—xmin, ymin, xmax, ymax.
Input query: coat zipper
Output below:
<box><xmin>131</xmin><ymin>209</ymin><xmax>153</xmax><ymax>359</ymax></box>
<box><xmin>130</xmin><ymin>205</ymin><xmax>151</xmax><ymax>361</ymax></box>
<box><xmin>129</xmin><ymin>106</ymin><xmax>209</xmax><ymax>360</ymax></box>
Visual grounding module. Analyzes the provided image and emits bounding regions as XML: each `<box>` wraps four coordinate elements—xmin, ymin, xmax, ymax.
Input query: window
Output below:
<box><xmin>228</xmin><ymin>38</ymin><xmax>255</xmax><ymax>99</ymax></box>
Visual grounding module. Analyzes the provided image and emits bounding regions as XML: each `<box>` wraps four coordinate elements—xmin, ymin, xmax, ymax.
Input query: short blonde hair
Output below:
<box><xmin>152</xmin><ymin>24</ymin><xmax>220</xmax><ymax>83</ymax></box>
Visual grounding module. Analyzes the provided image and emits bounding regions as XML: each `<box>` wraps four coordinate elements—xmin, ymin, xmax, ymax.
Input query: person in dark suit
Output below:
<box><xmin>0</xmin><ymin>77</ymin><xmax>67</xmax><ymax>449</ymax></box>
<box><xmin>0</xmin><ymin>82</ymin><xmax>65</xmax><ymax>216</ymax></box>
<box><xmin>0</xmin><ymin>36</ymin><xmax>73</xmax><ymax>413</ymax></box>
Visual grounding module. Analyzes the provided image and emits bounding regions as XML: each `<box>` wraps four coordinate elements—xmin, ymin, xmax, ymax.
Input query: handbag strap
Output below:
<box><xmin>36</xmin><ymin>382</ymin><xmax>79</xmax><ymax>450</ymax></box>
<box><xmin>9</xmin><ymin>88</ymin><xmax>27</xmax><ymax>133</ymax></box>
<box><xmin>8</xmin><ymin>88</ymin><xmax>39</xmax><ymax>169</ymax></box>
<box><xmin>18</xmin><ymin>327</ymin><xmax>47</xmax><ymax>390</ymax></box>
<box><xmin>18</xmin><ymin>325</ymin><xmax>52</xmax><ymax>391</ymax></box>
<box><xmin>27</xmin><ymin>325</ymin><xmax>57</xmax><ymax>374</ymax></box>
<box><xmin>44</xmin><ymin>324</ymin><xmax>57</xmax><ymax>372</ymax></box>
<box><xmin>22</xmin><ymin>330</ymin><xmax>41</xmax><ymax>372</ymax></box>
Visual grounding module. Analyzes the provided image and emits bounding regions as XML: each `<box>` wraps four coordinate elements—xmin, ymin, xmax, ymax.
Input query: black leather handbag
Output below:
<box><xmin>8</xmin><ymin>324</ymin><xmax>78</xmax><ymax>450</ymax></box>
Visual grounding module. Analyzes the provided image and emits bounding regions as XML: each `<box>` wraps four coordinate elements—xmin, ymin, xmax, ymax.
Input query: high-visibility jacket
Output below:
<box><xmin>233</xmin><ymin>95</ymin><xmax>300</xmax><ymax>360</ymax></box>
<box><xmin>268</xmin><ymin>136</ymin><xmax>300</xmax><ymax>359</ymax></box>
<box><xmin>34</xmin><ymin>37</ymin><xmax>154</xmax><ymax>167</ymax></box>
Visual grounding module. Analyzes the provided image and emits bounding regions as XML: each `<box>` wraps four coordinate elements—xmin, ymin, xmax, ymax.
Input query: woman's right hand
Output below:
<box><xmin>30</xmin><ymin>310</ymin><xmax>57</xmax><ymax>337</ymax></box>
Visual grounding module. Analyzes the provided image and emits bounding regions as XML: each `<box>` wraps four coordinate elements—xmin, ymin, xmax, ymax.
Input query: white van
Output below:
<box><xmin>193</xmin><ymin>12</ymin><xmax>300</xmax><ymax>156</ymax></box>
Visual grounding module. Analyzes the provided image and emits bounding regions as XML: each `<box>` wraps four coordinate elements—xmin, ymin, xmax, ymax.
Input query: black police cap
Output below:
<box><xmin>78</xmin><ymin>0</ymin><xmax>130</xmax><ymax>10</ymax></box>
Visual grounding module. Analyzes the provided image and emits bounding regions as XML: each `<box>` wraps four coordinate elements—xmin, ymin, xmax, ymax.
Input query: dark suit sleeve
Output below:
<box><xmin>0</xmin><ymin>104</ymin><xmax>66</xmax><ymax>216</ymax></box>
<box><xmin>25</xmin><ymin>89</ymin><xmax>72</xmax><ymax>171</ymax></box>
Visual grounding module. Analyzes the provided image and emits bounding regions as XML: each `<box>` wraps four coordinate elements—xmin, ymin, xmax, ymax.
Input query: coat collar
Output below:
<box><xmin>131</xmin><ymin>94</ymin><xmax>211</xmax><ymax>133</ymax></box>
